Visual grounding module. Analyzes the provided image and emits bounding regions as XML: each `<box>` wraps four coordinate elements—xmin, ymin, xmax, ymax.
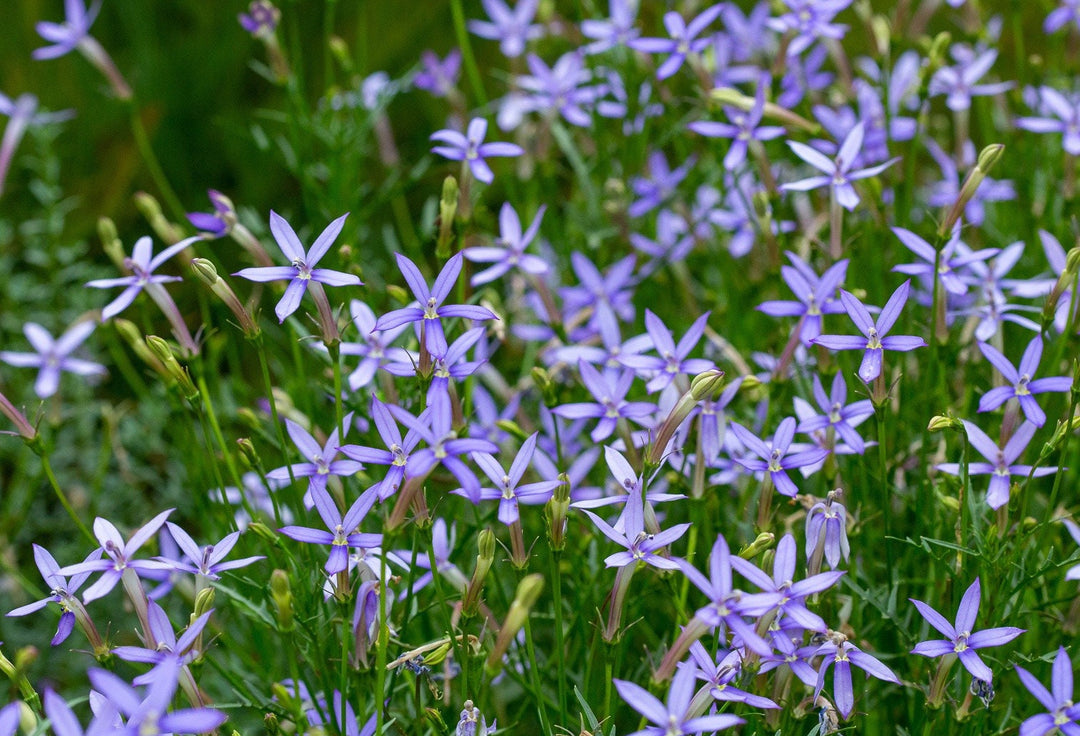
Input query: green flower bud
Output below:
<box><xmin>270</xmin><ymin>569</ymin><xmax>294</xmax><ymax>632</ymax></box>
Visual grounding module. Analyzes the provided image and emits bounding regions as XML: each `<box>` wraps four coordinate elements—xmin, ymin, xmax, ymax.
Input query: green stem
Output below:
<box><xmin>129</xmin><ymin>108</ymin><xmax>186</xmax><ymax>224</ymax></box>
<box><xmin>375</xmin><ymin>533</ymin><xmax>391</xmax><ymax>736</ymax></box>
<box><xmin>876</xmin><ymin>406</ymin><xmax>895</xmax><ymax>574</ymax></box>
<box><xmin>449</xmin><ymin>0</ymin><xmax>489</xmax><ymax>107</ymax></box>
<box><xmin>196</xmin><ymin>374</ymin><xmax>246</xmax><ymax>492</ymax></box>
<box><xmin>38</xmin><ymin>448</ymin><xmax>96</xmax><ymax>546</ymax></box>
<box><xmin>550</xmin><ymin>549</ymin><xmax>568</xmax><ymax>727</ymax></box>
<box><xmin>1045</xmin><ymin>375</ymin><xmax>1078</xmax><ymax>520</ymax></box>
<box><xmin>523</xmin><ymin>608</ymin><xmax>553</xmax><ymax>735</ymax></box>
<box><xmin>255</xmin><ymin>335</ymin><xmax>293</xmax><ymax>522</ymax></box>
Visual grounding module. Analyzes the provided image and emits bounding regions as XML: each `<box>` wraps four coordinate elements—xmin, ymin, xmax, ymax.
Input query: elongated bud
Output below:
<box><xmin>485</xmin><ymin>574</ymin><xmax>544</xmax><ymax>673</ymax></box>
<box><xmin>463</xmin><ymin>529</ymin><xmax>496</xmax><ymax>617</ymax></box>
<box><xmin>738</xmin><ymin>531</ymin><xmax>774</xmax><ymax>560</ymax></box>
<box><xmin>264</xmin><ymin>713</ymin><xmax>280</xmax><ymax>736</ymax></box>
<box><xmin>191</xmin><ymin>258</ymin><xmax>260</xmax><ymax>338</ymax></box>
<box><xmin>436</xmin><ymin>176</ymin><xmax>459</xmax><ymax>259</ymax></box>
<box><xmin>710</xmin><ymin>87</ymin><xmax>817</xmax><ymax>133</ymax></box>
<box><xmin>194</xmin><ymin>587</ymin><xmax>216</xmax><ymax>618</ymax></box>
<box><xmin>0</xmin><ymin>389</ymin><xmax>37</xmax><ymax>441</ymax></box>
<box><xmin>1066</xmin><ymin>246</ymin><xmax>1080</xmax><ymax>275</ymax></box>
<box><xmin>940</xmin><ymin>144</ymin><xmax>1004</xmax><ymax>238</ymax></box>
<box><xmin>648</xmin><ymin>370</ymin><xmax>725</xmax><ymax>467</ymax></box>
<box><xmin>135</xmin><ymin>192</ymin><xmax>185</xmax><ymax>245</ymax></box>
<box><xmin>236</xmin><ymin>438</ymin><xmax>259</xmax><ymax>469</ymax></box>
<box><xmin>270</xmin><ymin>569</ymin><xmax>294</xmax><ymax>631</ymax></box>
<box><xmin>98</xmin><ymin>217</ymin><xmax>126</xmax><ymax>269</ymax></box>
<box><xmin>495</xmin><ymin>419</ymin><xmax>529</xmax><ymax>442</ymax></box>
<box><xmin>247</xmin><ymin>521</ymin><xmax>277</xmax><ymax>543</ymax></box>
<box><xmin>927</xmin><ymin>414</ymin><xmax>964</xmax><ymax>432</ymax></box>
<box><xmin>927</xmin><ymin>31</ymin><xmax>952</xmax><ymax>71</ymax></box>
<box><xmin>387</xmin><ymin>284</ymin><xmax>411</xmax><ymax>304</ymax></box>
<box><xmin>146</xmin><ymin>336</ymin><xmax>199</xmax><ymax>400</ymax></box>
<box><xmin>111</xmin><ymin>319</ymin><xmax>162</xmax><ymax>372</ymax></box>
<box><xmin>871</xmin><ymin>16</ymin><xmax>890</xmax><ymax>57</ymax></box>
<box><xmin>546</xmin><ymin>474</ymin><xmax>571</xmax><ymax>551</ymax></box>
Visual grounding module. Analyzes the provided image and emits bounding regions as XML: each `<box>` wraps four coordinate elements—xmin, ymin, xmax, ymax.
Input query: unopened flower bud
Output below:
<box><xmin>463</xmin><ymin>529</ymin><xmax>496</xmax><ymax>617</ymax></box>
<box><xmin>98</xmin><ymin>217</ymin><xmax>126</xmax><ymax>270</ymax></box>
<box><xmin>939</xmin><ymin>494</ymin><xmax>960</xmax><ymax>513</ymax></box>
<box><xmin>648</xmin><ymin>374</ymin><xmax>723</xmax><ymax>466</ymax></box>
<box><xmin>927</xmin><ymin>31</ymin><xmax>952</xmax><ymax>69</ymax></box>
<box><xmin>387</xmin><ymin>284</ymin><xmax>411</xmax><ymax>304</ymax></box>
<box><xmin>18</xmin><ymin>701</ymin><xmax>37</xmax><ymax>734</ymax></box>
<box><xmin>546</xmin><ymin>476</ymin><xmax>571</xmax><ymax>550</ymax></box>
<box><xmin>871</xmin><ymin>16</ymin><xmax>890</xmax><ymax>56</ymax></box>
<box><xmin>191</xmin><ymin>258</ymin><xmax>260</xmax><ymax>338</ymax></box>
<box><xmin>927</xmin><ymin>414</ymin><xmax>963</xmax><ymax>432</ymax></box>
<box><xmin>940</xmin><ymin>144</ymin><xmax>1005</xmax><ymax>238</ymax></box>
<box><xmin>146</xmin><ymin>336</ymin><xmax>199</xmax><ymax>400</ymax></box>
<box><xmin>486</xmin><ymin>574</ymin><xmax>544</xmax><ymax>674</ymax></box>
<box><xmin>494</xmin><ymin>419</ymin><xmax>528</xmax><ymax>441</ymax></box>
<box><xmin>194</xmin><ymin>587</ymin><xmax>216</xmax><ymax>618</ymax></box>
<box><xmin>247</xmin><ymin>521</ymin><xmax>277</xmax><ymax>543</ymax></box>
<box><xmin>711</xmin><ymin>87</ymin><xmax>817</xmax><ymax>132</ymax></box>
<box><xmin>436</xmin><ymin>176</ymin><xmax>459</xmax><ymax>259</ymax></box>
<box><xmin>264</xmin><ymin>712</ymin><xmax>280</xmax><ymax>736</ymax></box>
<box><xmin>1066</xmin><ymin>246</ymin><xmax>1080</xmax><ymax>275</ymax></box>
<box><xmin>135</xmin><ymin>191</ymin><xmax>185</xmax><ymax>245</ymax></box>
<box><xmin>0</xmin><ymin>389</ymin><xmax>37</xmax><ymax>442</ymax></box>
<box><xmin>976</xmin><ymin>143</ymin><xmax>1005</xmax><ymax>172</ymax></box>
<box><xmin>690</xmin><ymin>368</ymin><xmax>726</xmax><ymax>401</ymax></box>
<box><xmin>236</xmin><ymin>438</ymin><xmax>259</xmax><ymax>468</ymax></box>
<box><xmin>738</xmin><ymin>531</ymin><xmax>774</xmax><ymax>560</ymax></box>
<box><xmin>270</xmin><ymin>569</ymin><xmax>294</xmax><ymax>631</ymax></box>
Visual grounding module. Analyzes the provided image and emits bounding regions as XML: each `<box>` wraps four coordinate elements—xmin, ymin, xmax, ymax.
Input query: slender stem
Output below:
<box><xmin>550</xmin><ymin>549</ymin><xmax>568</xmax><ymax>727</ymax></box>
<box><xmin>255</xmin><ymin>336</ymin><xmax>293</xmax><ymax>521</ymax></box>
<box><xmin>523</xmin><ymin>603</ymin><xmax>553</xmax><ymax>735</ymax></box>
<box><xmin>449</xmin><ymin>0</ymin><xmax>489</xmax><ymax>107</ymax></box>
<box><xmin>375</xmin><ymin>534</ymin><xmax>391</xmax><ymax>736</ymax></box>
<box><xmin>129</xmin><ymin>108</ymin><xmax>186</xmax><ymax>223</ymax></box>
<box><xmin>1046</xmin><ymin>374</ymin><xmax>1078</xmax><ymax>520</ymax></box>
<box><xmin>196</xmin><ymin>374</ymin><xmax>246</xmax><ymax>493</ymax></box>
<box><xmin>38</xmin><ymin>449</ymin><xmax>96</xmax><ymax>546</ymax></box>
<box><xmin>876</xmin><ymin>406</ymin><xmax>895</xmax><ymax>574</ymax></box>
<box><xmin>330</xmin><ymin>342</ymin><xmax>345</xmax><ymax>444</ymax></box>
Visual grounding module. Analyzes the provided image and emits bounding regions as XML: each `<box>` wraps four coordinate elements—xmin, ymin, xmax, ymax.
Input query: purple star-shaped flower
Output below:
<box><xmin>374</xmin><ymin>251</ymin><xmax>498</xmax><ymax>357</ymax></box>
<box><xmin>466</xmin><ymin>433</ymin><xmax>562</xmax><ymax>526</ymax></box>
<box><xmin>613</xmin><ymin>662</ymin><xmax>744</xmax><ymax>736</ymax></box>
<box><xmin>339</xmin><ymin>396</ymin><xmax>422</xmax><ymax>501</ymax></box>
<box><xmin>910</xmin><ymin>577</ymin><xmax>1025</xmax><ymax>683</ymax></box>
<box><xmin>163</xmin><ymin>523</ymin><xmax>264</xmax><ymax>580</ymax></box>
<box><xmin>414</xmin><ymin>49</ymin><xmax>461</xmax><ymax>98</ymax></box>
<box><xmin>6</xmin><ymin>544</ymin><xmax>101</xmax><ymax>645</ymax></box>
<box><xmin>58</xmin><ymin>510</ymin><xmax>175</xmax><ymax>603</ymax></box>
<box><xmin>813</xmin><ymin>280</ymin><xmax>927</xmax><ymax>383</ymax></box>
<box><xmin>463</xmin><ymin>202</ymin><xmax>548</xmax><ymax>286</ymax></box>
<box><xmin>929</xmin><ymin>48</ymin><xmax>1013</xmax><ymax>112</ymax></box>
<box><xmin>618</xmin><ymin>309</ymin><xmax>714</xmax><ymax>393</ymax></box>
<box><xmin>628</xmin><ymin>150</ymin><xmax>696</xmax><ymax>217</ymax></box>
<box><xmin>757</xmin><ymin>253</ymin><xmax>848</xmax><ymax>346</ymax></box>
<box><xmin>279</xmin><ymin>485</ymin><xmax>381</xmax><ymax>575</ymax></box>
<box><xmin>978</xmin><ymin>336</ymin><xmax>1072</xmax><ymax>427</ymax></box>
<box><xmin>430</xmin><ymin>117</ymin><xmax>523</xmax><ymax>184</ymax></box>
<box><xmin>891</xmin><ymin>225</ymin><xmax>998</xmax><ymax>296</ymax></box>
<box><xmin>1017</xmin><ymin>86</ymin><xmax>1080</xmax><ymax>156</ymax></box>
<box><xmin>0</xmin><ymin>320</ymin><xmax>105</xmax><ymax>398</ymax></box>
<box><xmin>86</xmin><ymin>235</ymin><xmax>201</xmax><ymax>321</ymax></box>
<box><xmin>580</xmin><ymin>0</ymin><xmax>640</xmax><ymax>53</ymax></box>
<box><xmin>806</xmin><ymin>490</ymin><xmax>850</xmax><ymax>569</ymax></box>
<box><xmin>767</xmin><ymin>0</ymin><xmax>852</xmax><ymax>57</ymax></box>
<box><xmin>33</xmin><ymin>0</ymin><xmax>101</xmax><ymax>59</ymax></box>
<box><xmin>795</xmin><ymin>372</ymin><xmax>874</xmax><ymax>454</ymax></box>
<box><xmin>467</xmin><ymin>0</ymin><xmax>543</xmax><ymax>58</ymax></box>
<box><xmin>1015</xmin><ymin>647</ymin><xmax>1080</xmax><ymax>736</ymax></box>
<box><xmin>266</xmin><ymin>414</ymin><xmax>362</xmax><ymax>505</ymax></box>
<box><xmin>629</xmin><ymin>4</ymin><xmax>724</xmax><ymax>81</ymax></box>
<box><xmin>729</xmin><ymin>417</ymin><xmax>829</xmax><ymax>497</ymax></box>
<box><xmin>340</xmin><ymin>300</ymin><xmax>408</xmax><ymax>392</ymax></box>
<box><xmin>688</xmin><ymin>74</ymin><xmax>785</xmax><ymax>170</ymax></box>
<box><xmin>936</xmin><ymin>420</ymin><xmax>1054</xmax><ymax>509</ymax></box>
<box><xmin>781</xmin><ymin>122</ymin><xmax>899</xmax><ymax>210</ymax></box>
<box><xmin>813</xmin><ymin>634</ymin><xmax>900</xmax><ymax>719</ymax></box>
<box><xmin>552</xmin><ymin>360</ymin><xmax>655</xmax><ymax>442</ymax></box>
<box><xmin>88</xmin><ymin>658</ymin><xmax>226</xmax><ymax>735</ymax></box>
<box><xmin>234</xmin><ymin>211</ymin><xmax>360</xmax><ymax>323</ymax></box>
<box><xmin>0</xmin><ymin>92</ymin><xmax>74</xmax><ymax>197</ymax></box>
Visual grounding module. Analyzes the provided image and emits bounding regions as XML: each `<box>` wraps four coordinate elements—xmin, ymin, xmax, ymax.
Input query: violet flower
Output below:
<box><xmin>628</xmin><ymin>150</ymin><xmax>695</xmax><ymax>217</ymax></box>
<box><xmin>629</xmin><ymin>4</ymin><xmax>724</xmax><ymax>81</ymax></box>
<box><xmin>687</xmin><ymin>642</ymin><xmax>779</xmax><ymax>709</ymax></box>
<box><xmin>234</xmin><ymin>211</ymin><xmax>360</xmax><ymax>323</ymax></box>
<box><xmin>512</xmin><ymin>52</ymin><xmax>603</xmax><ymax>127</ymax></box>
<box><xmin>909</xmin><ymin>577</ymin><xmax>1025</xmax><ymax>683</ymax></box>
<box><xmin>618</xmin><ymin>309</ymin><xmax>714</xmax><ymax>393</ymax></box>
<box><xmin>1064</xmin><ymin>519</ymin><xmax>1080</xmax><ymax>581</ymax></box>
<box><xmin>34</xmin><ymin>0</ymin><xmax>100</xmax><ymax>58</ymax></box>
<box><xmin>978</xmin><ymin>336</ymin><xmax>1072</xmax><ymax>427</ymax></box>
<box><xmin>340</xmin><ymin>300</ymin><xmax>408</xmax><ymax>391</ymax></box>
<box><xmin>388</xmin><ymin>391</ymin><xmax>498</xmax><ymax>502</ymax></box>
<box><xmin>86</xmin><ymin>235</ymin><xmax>201</xmax><ymax>321</ymax></box>
<box><xmin>339</xmin><ymin>396</ymin><xmax>423</xmax><ymax>500</ymax></box>
<box><xmin>892</xmin><ymin>225</ymin><xmax>998</xmax><ymax>296</ymax></box>
<box><xmin>813</xmin><ymin>633</ymin><xmax>900</xmax><ymax>719</ymax></box>
<box><xmin>430</xmin><ymin>117</ymin><xmax>524</xmax><ymax>184</ymax></box>
<box><xmin>929</xmin><ymin>48</ymin><xmax>1013</xmax><ymax>112</ymax></box>
<box><xmin>730</xmin><ymin>533</ymin><xmax>844</xmax><ymax>632</ymax></box>
<box><xmin>374</xmin><ymin>252</ymin><xmax>498</xmax><ymax>357</ymax></box>
<box><xmin>267</xmin><ymin>415</ymin><xmax>361</xmax><ymax>506</ymax></box>
<box><xmin>552</xmin><ymin>360</ymin><xmax>655</xmax><ymax>442</ymax></box>
<box><xmin>781</xmin><ymin>122</ymin><xmax>898</xmax><ymax>210</ymax></box>
<box><xmin>813</xmin><ymin>280</ymin><xmax>927</xmax><ymax>384</ymax></box>
<box><xmin>806</xmin><ymin>490</ymin><xmax>850</xmax><ymax>569</ymax></box>
<box><xmin>466</xmin><ymin>433</ymin><xmax>561</xmax><ymax>525</ymax></box>
<box><xmin>767</xmin><ymin>0</ymin><xmax>852</xmax><ymax>57</ymax></box>
<box><xmin>613</xmin><ymin>663</ymin><xmax>744</xmax><ymax>736</ymax></box>
<box><xmin>1016</xmin><ymin>86</ymin><xmax>1080</xmax><ymax>155</ymax></box>
<box><xmin>163</xmin><ymin>523</ymin><xmax>263</xmax><ymax>580</ymax></box>
<box><xmin>0</xmin><ymin>92</ymin><xmax>74</xmax><ymax>197</ymax></box>
<box><xmin>463</xmin><ymin>202</ymin><xmax>548</xmax><ymax>286</ymax></box>
<box><xmin>572</xmin><ymin>445</ymin><xmax>684</xmax><ymax>510</ymax></box>
<box><xmin>112</xmin><ymin>601</ymin><xmax>213</xmax><ymax>682</ymax></box>
<box><xmin>279</xmin><ymin>485</ymin><xmax>380</xmax><ymax>575</ymax></box>
<box><xmin>414</xmin><ymin>49</ymin><xmax>461</xmax><ymax>98</ymax></box>
<box><xmin>1045</xmin><ymin>0</ymin><xmax>1080</xmax><ymax>33</ymax></box>
<box><xmin>87</xmin><ymin>658</ymin><xmax>226</xmax><ymax>735</ymax></box>
<box><xmin>688</xmin><ymin>74</ymin><xmax>784</xmax><ymax>170</ymax></box>
<box><xmin>0</xmin><ymin>320</ymin><xmax>105</xmax><ymax>398</ymax></box>
<box><xmin>795</xmin><ymin>372</ymin><xmax>874</xmax><ymax>454</ymax></box>
<box><xmin>467</xmin><ymin>0</ymin><xmax>543</xmax><ymax>58</ymax></box>
<box><xmin>58</xmin><ymin>510</ymin><xmax>175</xmax><ymax>603</ymax></box>
<box><xmin>239</xmin><ymin>1</ymin><xmax>280</xmax><ymax>36</ymax></box>
<box><xmin>729</xmin><ymin>417</ymin><xmax>829</xmax><ymax>497</ymax></box>
<box><xmin>757</xmin><ymin>253</ymin><xmax>848</xmax><ymax>345</ymax></box>
<box><xmin>581</xmin><ymin>491</ymin><xmax>689</xmax><ymax>571</ymax></box>
<box><xmin>937</xmin><ymin>420</ymin><xmax>1054</xmax><ymax>509</ymax></box>
<box><xmin>397</xmin><ymin>518</ymin><xmax>468</xmax><ymax>596</ymax></box>
<box><xmin>580</xmin><ymin>0</ymin><xmax>640</xmax><ymax>53</ymax></box>
<box><xmin>1015</xmin><ymin>647</ymin><xmax>1080</xmax><ymax>736</ymax></box>
<box><xmin>6</xmin><ymin>544</ymin><xmax>101</xmax><ymax>645</ymax></box>
<box><xmin>0</xmin><ymin>703</ymin><xmax>17</xmax><ymax>736</ymax></box>
<box><xmin>561</xmin><ymin>252</ymin><xmax>637</xmax><ymax>340</ymax></box>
